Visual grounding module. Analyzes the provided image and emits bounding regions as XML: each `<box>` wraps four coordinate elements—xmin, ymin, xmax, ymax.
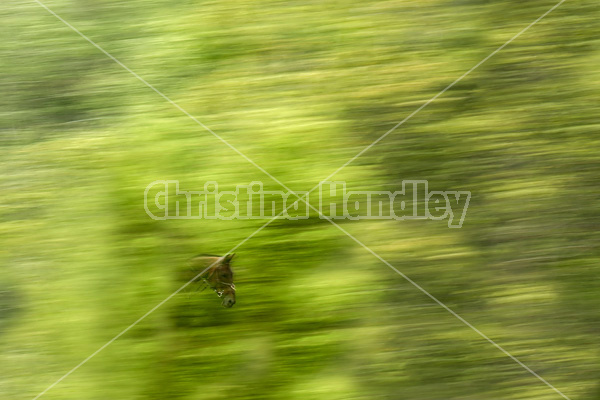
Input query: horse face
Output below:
<box><xmin>221</xmin><ymin>287</ymin><xmax>236</xmax><ymax>308</ymax></box>
<box><xmin>189</xmin><ymin>253</ymin><xmax>237</xmax><ymax>307</ymax></box>
<box><xmin>214</xmin><ymin>261</ymin><xmax>236</xmax><ymax>308</ymax></box>
<box><xmin>211</xmin><ymin>254</ymin><xmax>235</xmax><ymax>308</ymax></box>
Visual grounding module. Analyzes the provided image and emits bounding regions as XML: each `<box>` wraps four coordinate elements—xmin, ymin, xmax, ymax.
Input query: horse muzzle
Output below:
<box><xmin>222</xmin><ymin>295</ymin><xmax>236</xmax><ymax>308</ymax></box>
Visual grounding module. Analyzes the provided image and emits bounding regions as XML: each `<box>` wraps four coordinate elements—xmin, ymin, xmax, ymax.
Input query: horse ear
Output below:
<box><xmin>223</xmin><ymin>253</ymin><xmax>235</xmax><ymax>263</ymax></box>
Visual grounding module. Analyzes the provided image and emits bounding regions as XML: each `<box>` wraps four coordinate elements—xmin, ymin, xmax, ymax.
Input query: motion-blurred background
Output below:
<box><xmin>2</xmin><ymin>0</ymin><xmax>599</xmax><ymax>399</ymax></box>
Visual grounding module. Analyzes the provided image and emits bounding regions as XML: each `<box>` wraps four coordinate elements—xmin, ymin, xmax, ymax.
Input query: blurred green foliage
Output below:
<box><xmin>1</xmin><ymin>0</ymin><xmax>600</xmax><ymax>399</ymax></box>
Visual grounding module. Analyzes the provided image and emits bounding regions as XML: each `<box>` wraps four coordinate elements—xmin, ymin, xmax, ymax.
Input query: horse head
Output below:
<box><xmin>189</xmin><ymin>253</ymin><xmax>236</xmax><ymax>308</ymax></box>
